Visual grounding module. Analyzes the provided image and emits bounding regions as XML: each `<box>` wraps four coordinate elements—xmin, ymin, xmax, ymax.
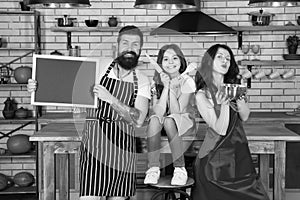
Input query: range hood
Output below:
<box><xmin>150</xmin><ymin>11</ymin><xmax>237</xmax><ymax>36</ymax></box>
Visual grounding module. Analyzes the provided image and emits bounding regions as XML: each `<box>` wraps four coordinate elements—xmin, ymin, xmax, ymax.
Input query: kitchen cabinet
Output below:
<box><xmin>0</xmin><ymin>10</ymin><xmax>41</xmax><ymax>84</ymax></box>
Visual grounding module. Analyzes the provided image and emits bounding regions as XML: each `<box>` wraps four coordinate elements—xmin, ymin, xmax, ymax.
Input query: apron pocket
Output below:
<box><xmin>206</xmin><ymin>147</ymin><xmax>236</xmax><ymax>181</ymax></box>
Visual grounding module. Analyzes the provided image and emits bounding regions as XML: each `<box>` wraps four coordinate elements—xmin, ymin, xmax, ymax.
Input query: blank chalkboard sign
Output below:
<box><xmin>31</xmin><ymin>54</ymin><xmax>99</xmax><ymax>108</ymax></box>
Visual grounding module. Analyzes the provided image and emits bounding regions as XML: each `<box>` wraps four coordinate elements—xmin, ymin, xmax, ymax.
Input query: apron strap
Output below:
<box><xmin>103</xmin><ymin>60</ymin><xmax>116</xmax><ymax>78</ymax></box>
<box><xmin>129</xmin><ymin>70</ymin><xmax>138</xmax><ymax>107</ymax></box>
<box><xmin>100</xmin><ymin>61</ymin><xmax>138</xmax><ymax>107</ymax></box>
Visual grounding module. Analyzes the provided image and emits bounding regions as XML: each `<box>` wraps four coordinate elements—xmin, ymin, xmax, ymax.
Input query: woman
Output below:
<box><xmin>192</xmin><ymin>44</ymin><xmax>269</xmax><ymax>200</ymax></box>
<box><xmin>143</xmin><ymin>44</ymin><xmax>196</xmax><ymax>186</ymax></box>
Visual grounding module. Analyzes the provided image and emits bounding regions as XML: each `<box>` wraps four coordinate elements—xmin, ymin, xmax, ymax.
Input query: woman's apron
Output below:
<box><xmin>191</xmin><ymin>107</ymin><xmax>270</xmax><ymax>200</ymax></box>
<box><xmin>79</xmin><ymin>61</ymin><xmax>138</xmax><ymax>197</ymax></box>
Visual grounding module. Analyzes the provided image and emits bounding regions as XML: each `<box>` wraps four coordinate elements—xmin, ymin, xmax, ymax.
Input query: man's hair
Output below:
<box><xmin>117</xmin><ymin>25</ymin><xmax>143</xmax><ymax>46</ymax></box>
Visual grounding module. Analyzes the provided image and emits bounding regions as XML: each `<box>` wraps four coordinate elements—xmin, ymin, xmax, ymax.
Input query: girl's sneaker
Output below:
<box><xmin>144</xmin><ymin>166</ymin><xmax>160</xmax><ymax>185</ymax></box>
<box><xmin>171</xmin><ymin>167</ymin><xmax>188</xmax><ymax>186</ymax></box>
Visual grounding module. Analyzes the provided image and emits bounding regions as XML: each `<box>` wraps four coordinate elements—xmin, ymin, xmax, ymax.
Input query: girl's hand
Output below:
<box><xmin>27</xmin><ymin>79</ymin><xmax>37</xmax><ymax>93</ymax></box>
<box><xmin>160</xmin><ymin>72</ymin><xmax>170</xmax><ymax>87</ymax></box>
<box><xmin>216</xmin><ymin>90</ymin><xmax>229</xmax><ymax>105</ymax></box>
<box><xmin>93</xmin><ymin>85</ymin><xmax>113</xmax><ymax>103</ymax></box>
<box><xmin>170</xmin><ymin>77</ymin><xmax>181</xmax><ymax>97</ymax></box>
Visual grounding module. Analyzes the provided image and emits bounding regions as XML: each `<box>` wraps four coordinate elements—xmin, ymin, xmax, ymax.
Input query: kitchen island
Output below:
<box><xmin>31</xmin><ymin>112</ymin><xmax>300</xmax><ymax>200</ymax></box>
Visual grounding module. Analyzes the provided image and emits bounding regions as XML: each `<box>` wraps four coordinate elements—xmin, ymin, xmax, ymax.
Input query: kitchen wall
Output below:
<box><xmin>1</xmin><ymin>0</ymin><xmax>299</xmax><ymax>115</ymax></box>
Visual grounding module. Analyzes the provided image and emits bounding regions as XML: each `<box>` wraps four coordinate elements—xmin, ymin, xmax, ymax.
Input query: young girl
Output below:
<box><xmin>143</xmin><ymin>44</ymin><xmax>196</xmax><ymax>186</ymax></box>
<box><xmin>191</xmin><ymin>44</ymin><xmax>269</xmax><ymax>200</ymax></box>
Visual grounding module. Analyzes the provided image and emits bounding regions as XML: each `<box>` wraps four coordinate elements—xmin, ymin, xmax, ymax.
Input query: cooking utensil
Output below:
<box><xmin>55</xmin><ymin>15</ymin><xmax>76</xmax><ymax>27</ymax></box>
<box><xmin>221</xmin><ymin>84</ymin><xmax>247</xmax><ymax>101</ymax></box>
<box><xmin>85</xmin><ymin>19</ymin><xmax>99</xmax><ymax>27</ymax></box>
<box><xmin>248</xmin><ymin>9</ymin><xmax>274</xmax><ymax>26</ymax></box>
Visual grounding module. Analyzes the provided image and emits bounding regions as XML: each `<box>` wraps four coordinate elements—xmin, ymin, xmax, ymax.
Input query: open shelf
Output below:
<box><xmin>0</xmin><ymin>186</ymin><xmax>36</xmax><ymax>194</ymax></box>
<box><xmin>0</xmin><ymin>83</ymin><xmax>27</xmax><ymax>87</ymax></box>
<box><xmin>50</xmin><ymin>26</ymin><xmax>154</xmax><ymax>32</ymax></box>
<box><xmin>239</xmin><ymin>60</ymin><xmax>300</xmax><ymax>66</ymax></box>
<box><xmin>50</xmin><ymin>25</ymin><xmax>300</xmax><ymax>33</ymax></box>
<box><xmin>234</xmin><ymin>25</ymin><xmax>300</xmax><ymax>49</ymax></box>
<box><xmin>234</xmin><ymin>26</ymin><xmax>300</xmax><ymax>32</ymax></box>
<box><xmin>0</xmin><ymin>118</ymin><xmax>35</xmax><ymax>125</ymax></box>
<box><xmin>0</xmin><ymin>11</ymin><xmax>36</xmax><ymax>15</ymax></box>
<box><xmin>0</xmin><ymin>150</ymin><xmax>36</xmax><ymax>158</ymax></box>
<box><xmin>0</xmin><ymin>48</ymin><xmax>35</xmax><ymax>51</ymax></box>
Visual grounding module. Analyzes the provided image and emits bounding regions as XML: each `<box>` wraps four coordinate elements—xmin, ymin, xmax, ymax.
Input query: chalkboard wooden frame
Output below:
<box><xmin>31</xmin><ymin>54</ymin><xmax>100</xmax><ymax>108</ymax></box>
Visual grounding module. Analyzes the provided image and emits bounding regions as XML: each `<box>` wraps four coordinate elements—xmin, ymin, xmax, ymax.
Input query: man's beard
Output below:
<box><xmin>116</xmin><ymin>51</ymin><xmax>140</xmax><ymax>70</ymax></box>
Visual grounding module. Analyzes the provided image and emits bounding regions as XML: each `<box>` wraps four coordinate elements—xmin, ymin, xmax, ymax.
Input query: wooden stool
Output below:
<box><xmin>149</xmin><ymin>176</ymin><xmax>194</xmax><ymax>200</ymax></box>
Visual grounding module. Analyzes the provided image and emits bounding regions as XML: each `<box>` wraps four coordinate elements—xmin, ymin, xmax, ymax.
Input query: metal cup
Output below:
<box><xmin>254</xmin><ymin>71</ymin><xmax>266</xmax><ymax>79</ymax></box>
<box><xmin>242</xmin><ymin>70</ymin><xmax>252</xmax><ymax>79</ymax></box>
<box><xmin>269</xmin><ymin>71</ymin><xmax>280</xmax><ymax>79</ymax></box>
<box><xmin>282</xmin><ymin>69</ymin><xmax>294</xmax><ymax>79</ymax></box>
<box><xmin>69</xmin><ymin>46</ymin><xmax>80</xmax><ymax>57</ymax></box>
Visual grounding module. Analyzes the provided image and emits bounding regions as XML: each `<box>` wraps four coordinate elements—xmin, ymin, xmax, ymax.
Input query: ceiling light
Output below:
<box><xmin>24</xmin><ymin>0</ymin><xmax>91</xmax><ymax>8</ymax></box>
<box><xmin>134</xmin><ymin>0</ymin><xmax>196</xmax><ymax>9</ymax></box>
<box><xmin>248</xmin><ymin>0</ymin><xmax>300</xmax><ymax>6</ymax></box>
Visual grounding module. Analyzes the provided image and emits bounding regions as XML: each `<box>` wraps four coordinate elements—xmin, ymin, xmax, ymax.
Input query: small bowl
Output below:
<box><xmin>221</xmin><ymin>84</ymin><xmax>247</xmax><ymax>100</ymax></box>
<box><xmin>85</xmin><ymin>20</ymin><xmax>99</xmax><ymax>27</ymax></box>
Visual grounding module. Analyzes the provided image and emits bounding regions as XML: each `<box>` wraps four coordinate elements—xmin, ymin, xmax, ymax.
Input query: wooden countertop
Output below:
<box><xmin>30</xmin><ymin>121</ymin><xmax>300</xmax><ymax>142</ymax></box>
<box><xmin>37</xmin><ymin>111</ymin><xmax>300</xmax><ymax>124</ymax></box>
<box><xmin>246</xmin><ymin>112</ymin><xmax>300</xmax><ymax>124</ymax></box>
<box><xmin>31</xmin><ymin>111</ymin><xmax>300</xmax><ymax>142</ymax></box>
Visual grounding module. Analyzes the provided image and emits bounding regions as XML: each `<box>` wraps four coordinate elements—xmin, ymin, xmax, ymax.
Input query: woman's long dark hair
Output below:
<box><xmin>153</xmin><ymin>44</ymin><xmax>187</xmax><ymax>98</ymax></box>
<box><xmin>195</xmin><ymin>44</ymin><xmax>240</xmax><ymax>94</ymax></box>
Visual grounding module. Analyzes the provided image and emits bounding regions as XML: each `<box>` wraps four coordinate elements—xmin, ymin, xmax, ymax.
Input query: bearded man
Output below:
<box><xmin>79</xmin><ymin>25</ymin><xmax>151</xmax><ymax>200</ymax></box>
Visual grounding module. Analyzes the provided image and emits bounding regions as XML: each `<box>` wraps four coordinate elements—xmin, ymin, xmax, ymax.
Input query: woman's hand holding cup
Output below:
<box><xmin>216</xmin><ymin>90</ymin><xmax>229</xmax><ymax>105</ymax></box>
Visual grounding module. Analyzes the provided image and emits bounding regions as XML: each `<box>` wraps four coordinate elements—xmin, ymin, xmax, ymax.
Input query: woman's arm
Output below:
<box><xmin>195</xmin><ymin>91</ymin><xmax>230</xmax><ymax>136</ymax></box>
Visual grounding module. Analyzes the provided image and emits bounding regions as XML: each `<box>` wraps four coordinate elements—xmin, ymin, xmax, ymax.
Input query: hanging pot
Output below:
<box><xmin>108</xmin><ymin>16</ymin><xmax>118</xmax><ymax>27</ymax></box>
<box><xmin>2</xmin><ymin>97</ymin><xmax>17</xmax><ymax>119</ymax></box>
<box><xmin>55</xmin><ymin>15</ymin><xmax>77</xmax><ymax>27</ymax></box>
<box><xmin>248</xmin><ymin>9</ymin><xmax>275</xmax><ymax>26</ymax></box>
<box><xmin>14</xmin><ymin>66</ymin><xmax>32</xmax><ymax>84</ymax></box>
<box><xmin>15</xmin><ymin>107</ymin><xmax>29</xmax><ymax>119</ymax></box>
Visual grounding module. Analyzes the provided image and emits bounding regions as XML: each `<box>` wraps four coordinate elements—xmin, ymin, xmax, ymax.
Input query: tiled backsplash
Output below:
<box><xmin>0</xmin><ymin>0</ymin><xmax>299</xmax><ymax>114</ymax></box>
